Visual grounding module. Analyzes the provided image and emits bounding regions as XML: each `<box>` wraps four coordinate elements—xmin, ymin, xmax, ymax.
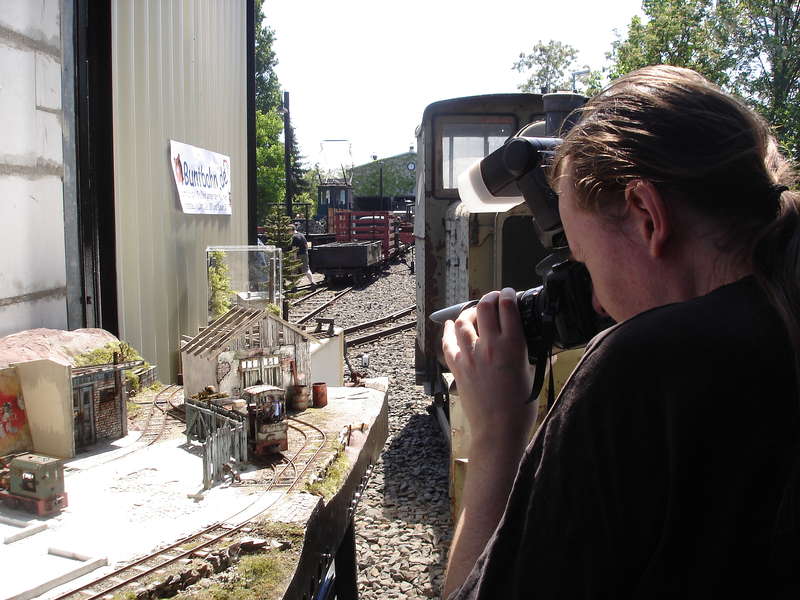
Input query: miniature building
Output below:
<box><xmin>71</xmin><ymin>361</ymin><xmax>137</xmax><ymax>450</ymax></box>
<box><xmin>0</xmin><ymin>329</ymin><xmax>139</xmax><ymax>458</ymax></box>
<box><xmin>181</xmin><ymin>306</ymin><xmax>313</xmax><ymax>400</ymax></box>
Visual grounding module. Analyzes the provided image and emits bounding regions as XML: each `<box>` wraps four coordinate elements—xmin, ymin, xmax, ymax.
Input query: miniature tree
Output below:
<box><xmin>208</xmin><ymin>250</ymin><xmax>233</xmax><ymax>319</ymax></box>
<box><xmin>262</xmin><ymin>207</ymin><xmax>303</xmax><ymax>296</ymax></box>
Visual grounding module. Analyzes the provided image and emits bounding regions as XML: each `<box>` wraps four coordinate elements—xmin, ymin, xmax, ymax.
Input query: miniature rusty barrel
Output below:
<box><xmin>312</xmin><ymin>382</ymin><xmax>328</xmax><ymax>408</ymax></box>
<box><xmin>287</xmin><ymin>384</ymin><xmax>310</xmax><ymax>411</ymax></box>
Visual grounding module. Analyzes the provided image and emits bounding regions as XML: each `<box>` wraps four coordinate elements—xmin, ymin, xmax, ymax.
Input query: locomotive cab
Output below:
<box><xmin>414</xmin><ymin>94</ymin><xmax>552</xmax><ymax>398</ymax></box>
<box><xmin>414</xmin><ymin>93</ymin><xmax>589</xmax><ymax>519</ymax></box>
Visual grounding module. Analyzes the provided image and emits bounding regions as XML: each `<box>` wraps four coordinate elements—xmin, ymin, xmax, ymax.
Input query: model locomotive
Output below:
<box><xmin>243</xmin><ymin>384</ymin><xmax>289</xmax><ymax>454</ymax></box>
<box><xmin>0</xmin><ymin>453</ymin><xmax>68</xmax><ymax>516</ymax></box>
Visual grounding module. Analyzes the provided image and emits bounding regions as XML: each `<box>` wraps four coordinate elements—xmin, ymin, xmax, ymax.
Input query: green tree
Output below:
<box><xmin>256</xmin><ymin>109</ymin><xmax>285</xmax><ymax>225</ymax></box>
<box><xmin>262</xmin><ymin>207</ymin><xmax>303</xmax><ymax>294</ymax></box>
<box><xmin>723</xmin><ymin>0</ymin><xmax>800</xmax><ymax>157</ymax></box>
<box><xmin>513</xmin><ymin>40</ymin><xmax>580</xmax><ymax>93</ymax></box>
<box><xmin>608</xmin><ymin>0</ymin><xmax>735</xmax><ymax>85</ymax></box>
<box><xmin>286</xmin><ymin>121</ymin><xmax>308</xmax><ymax>211</ymax></box>
<box><xmin>254</xmin><ymin>0</ymin><xmax>281</xmax><ymax>113</ymax></box>
<box><xmin>254</xmin><ymin>2</ymin><xmax>308</xmax><ymax>217</ymax></box>
<box><xmin>208</xmin><ymin>251</ymin><xmax>233</xmax><ymax>319</ymax></box>
<box><xmin>608</xmin><ymin>0</ymin><xmax>800</xmax><ymax>157</ymax></box>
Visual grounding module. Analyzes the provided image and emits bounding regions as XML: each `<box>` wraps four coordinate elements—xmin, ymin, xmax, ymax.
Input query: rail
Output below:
<box><xmin>293</xmin><ymin>287</ymin><xmax>353</xmax><ymax>325</ymax></box>
<box><xmin>53</xmin><ymin>411</ymin><xmax>329</xmax><ymax>600</ymax></box>
<box><xmin>345</xmin><ymin>320</ymin><xmax>416</xmax><ymax>348</ymax></box>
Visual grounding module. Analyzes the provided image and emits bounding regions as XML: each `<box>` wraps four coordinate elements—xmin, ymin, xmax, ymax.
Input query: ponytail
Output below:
<box><xmin>752</xmin><ymin>190</ymin><xmax>800</xmax><ymax>390</ymax></box>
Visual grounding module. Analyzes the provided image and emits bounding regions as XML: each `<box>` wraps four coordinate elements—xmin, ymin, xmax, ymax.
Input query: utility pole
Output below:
<box><xmin>281</xmin><ymin>91</ymin><xmax>293</xmax><ymax>217</ymax></box>
<box><xmin>372</xmin><ymin>154</ymin><xmax>384</xmax><ymax>210</ymax></box>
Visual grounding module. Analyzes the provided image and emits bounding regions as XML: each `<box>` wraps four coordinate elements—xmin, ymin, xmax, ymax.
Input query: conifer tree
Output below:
<box><xmin>262</xmin><ymin>207</ymin><xmax>303</xmax><ymax>297</ymax></box>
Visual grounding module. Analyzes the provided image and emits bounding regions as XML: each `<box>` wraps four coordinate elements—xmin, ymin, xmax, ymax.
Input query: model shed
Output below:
<box><xmin>181</xmin><ymin>307</ymin><xmax>314</xmax><ymax>400</ymax></box>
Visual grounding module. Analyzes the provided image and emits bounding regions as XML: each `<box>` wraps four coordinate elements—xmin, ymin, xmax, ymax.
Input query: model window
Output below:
<box><xmin>438</xmin><ymin>117</ymin><xmax>516</xmax><ymax>191</ymax></box>
<box><xmin>263</xmin><ymin>357</ymin><xmax>280</xmax><ymax>386</ymax></box>
<box><xmin>242</xmin><ymin>357</ymin><xmax>280</xmax><ymax>387</ymax></box>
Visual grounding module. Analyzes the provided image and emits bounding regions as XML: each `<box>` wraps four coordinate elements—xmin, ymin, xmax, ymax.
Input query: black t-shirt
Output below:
<box><xmin>453</xmin><ymin>277</ymin><xmax>800</xmax><ymax>599</ymax></box>
<box><xmin>291</xmin><ymin>232</ymin><xmax>308</xmax><ymax>255</ymax></box>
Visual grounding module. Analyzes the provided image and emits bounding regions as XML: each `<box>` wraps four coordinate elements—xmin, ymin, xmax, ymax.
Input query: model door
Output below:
<box><xmin>73</xmin><ymin>386</ymin><xmax>95</xmax><ymax>449</ymax></box>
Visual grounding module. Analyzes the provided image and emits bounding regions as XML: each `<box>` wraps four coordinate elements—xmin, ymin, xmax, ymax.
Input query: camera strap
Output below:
<box><xmin>527</xmin><ymin>351</ymin><xmax>546</xmax><ymax>404</ymax></box>
<box><xmin>526</xmin><ymin>349</ymin><xmax>557</xmax><ymax>408</ymax></box>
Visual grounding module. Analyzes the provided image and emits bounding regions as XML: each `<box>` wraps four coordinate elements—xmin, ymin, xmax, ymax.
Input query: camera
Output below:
<box><xmin>430</xmin><ymin>134</ymin><xmax>613</xmax><ymax>398</ymax></box>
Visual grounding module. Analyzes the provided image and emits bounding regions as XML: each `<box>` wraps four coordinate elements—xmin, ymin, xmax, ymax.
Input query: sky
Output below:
<box><xmin>266</xmin><ymin>0</ymin><xmax>644</xmax><ymax>169</ymax></box>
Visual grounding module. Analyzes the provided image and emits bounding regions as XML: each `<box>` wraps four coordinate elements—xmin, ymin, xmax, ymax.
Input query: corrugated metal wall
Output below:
<box><xmin>111</xmin><ymin>1</ymin><xmax>248</xmax><ymax>381</ymax></box>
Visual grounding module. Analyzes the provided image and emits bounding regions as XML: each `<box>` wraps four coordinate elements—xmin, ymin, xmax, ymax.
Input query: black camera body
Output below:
<box><xmin>518</xmin><ymin>259</ymin><xmax>605</xmax><ymax>361</ymax></box>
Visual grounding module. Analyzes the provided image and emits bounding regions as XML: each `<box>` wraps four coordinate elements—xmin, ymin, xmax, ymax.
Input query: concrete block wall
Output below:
<box><xmin>0</xmin><ymin>0</ymin><xmax>68</xmax><ymax>335</ymax></box>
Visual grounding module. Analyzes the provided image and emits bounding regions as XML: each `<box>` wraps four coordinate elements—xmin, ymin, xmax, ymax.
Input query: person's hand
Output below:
<box><xmin>442</xmin><ymin>288</ymin><xmax>536</xmax><ymax>444</ymax></box>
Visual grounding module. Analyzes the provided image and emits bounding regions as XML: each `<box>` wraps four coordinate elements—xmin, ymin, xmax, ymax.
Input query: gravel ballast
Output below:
<box><xmin>315</xmin><ymin>262</ymin><xmax>452</xmax><ymax>598</ymax></box>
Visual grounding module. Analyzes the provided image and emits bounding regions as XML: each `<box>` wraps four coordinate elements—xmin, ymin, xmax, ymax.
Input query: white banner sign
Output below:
<box><xmin>170</xmin><ymin>140</ymin><xmax>232</xmax><ymax>215</ymax></box>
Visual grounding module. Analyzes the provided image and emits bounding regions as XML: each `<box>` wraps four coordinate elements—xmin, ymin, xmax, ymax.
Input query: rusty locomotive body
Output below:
<box><xmin>414</xmin><ymin>94</ymin><xmax>561</xmax><ymax>400</ymax></box>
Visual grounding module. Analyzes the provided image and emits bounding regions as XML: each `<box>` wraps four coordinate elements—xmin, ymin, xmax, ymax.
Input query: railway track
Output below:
<box><xmin>53</xmin><ymin>416</ymin><xmax>328</xmax><ymax>600</ymax></box>
<box><xmin>289</xmin><ymin>285</ymin><xmax>353</xmax><ymax>325</ymax></box>
<box><xmin>344</xmin><ymin>305</ymin><xmax>417</xmax><ymax>348</ymax></box>
<box><xmin>139</xmin><ymin>384</ymin><xmax>184</xmax><ymax>445</ymax></box>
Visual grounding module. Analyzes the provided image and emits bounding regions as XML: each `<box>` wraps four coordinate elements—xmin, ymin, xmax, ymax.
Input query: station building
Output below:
<box><xmin>0</xmin><ymin>0</ymin><xmax>257</xmax><ymax>383</ymax></box>
<box><xmin>350</xmin><ymin>150</ymin><xmax>417</xmax><ymax>211</ymax></box>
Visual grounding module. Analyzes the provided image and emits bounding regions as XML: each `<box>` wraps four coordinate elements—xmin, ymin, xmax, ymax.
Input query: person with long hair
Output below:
<box><xmin>442</xmin><ymin>65</ymin><xmax>800</xmax><ymax>598</ymax></box>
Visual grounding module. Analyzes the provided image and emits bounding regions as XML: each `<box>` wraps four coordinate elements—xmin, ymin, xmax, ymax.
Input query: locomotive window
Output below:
<box><xmin>437</xmin><ymin>117</ymin><xmax>516</xmax><ymax>193</ymax></box>
<box><xmin>22</xmin><ymin>471</ymin><xmax>36</xmax><ymax>492</ymax></box>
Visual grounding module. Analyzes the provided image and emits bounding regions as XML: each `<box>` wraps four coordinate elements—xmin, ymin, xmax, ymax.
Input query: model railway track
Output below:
<box><xmin>139</xmin><ymin>385</ymin><xmax>184</xmax><ymax>445</ymax></box>
<box><xmin>289</xmin><ymin>286</ymin><xmax>353</xmax><ymax>325</ymax></box>
<box><xmin>275</xmin><ymin>417</ymin><xmax>328</xmax><ymax>489</ymax></box>
<box><xmin>344</xmin><ymin>306</ymin><xmax>417</xmax><ymax>348</ymax></box>
<box><xmin>53</xmin><ymin>417</ymin><xmax>328</xmax><ymax>600</ymax></box>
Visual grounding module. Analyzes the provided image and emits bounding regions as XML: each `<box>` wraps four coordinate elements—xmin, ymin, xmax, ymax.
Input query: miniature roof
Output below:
<box><xmin>181</xmin><ymin>306</ymin><xmax>318</xmax><ymax>358</ymax></box>
<box><xmin>182</xmin><ymin>306</ymin><xmax>265</xmax><ymax>357</ymax></box>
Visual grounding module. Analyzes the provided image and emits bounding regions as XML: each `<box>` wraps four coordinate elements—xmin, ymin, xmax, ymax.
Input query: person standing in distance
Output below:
<box><xmin>442</xmin><ymin>65</ymin><xmax>800</xmax><ymax>598</ymax></box>
<box><xmin>290</xmin><ymin>223</ymin><xmax>314</xmax><ymax>286</ymax></box>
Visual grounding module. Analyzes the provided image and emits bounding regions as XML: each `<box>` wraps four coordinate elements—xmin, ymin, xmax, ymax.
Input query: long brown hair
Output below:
<box><xmin>552</xmin><ymin>65</ymin><xmax>800</xmax><ymax>385</ymax></box>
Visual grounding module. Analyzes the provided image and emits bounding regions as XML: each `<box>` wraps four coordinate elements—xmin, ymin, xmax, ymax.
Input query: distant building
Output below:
<box><xmin>351</xmin><ymin>151</ymin><xmax>417</xmax><ymax>211</ymax></box>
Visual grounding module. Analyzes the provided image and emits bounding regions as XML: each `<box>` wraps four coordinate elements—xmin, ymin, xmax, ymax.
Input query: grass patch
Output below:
<box><xmin>177</xmin><ymin>552</ymin><xmax>297</xmax><ymax>600</ymax></box>
<box><xmin>127</xmin><ymin>400</ymin><xmax>142</xmax><ymax>420</ymax></box>
<box><xmin>305</xmin><ymin>452</ymin><xmax>350</xmax><ymax>500</ymax></box>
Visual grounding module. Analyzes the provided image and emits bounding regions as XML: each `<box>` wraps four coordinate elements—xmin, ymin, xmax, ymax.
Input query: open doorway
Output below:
<box><xmin>74</xmin><ymin>0</ymin><xmax>118</xmax><ymax>334</ymax></box>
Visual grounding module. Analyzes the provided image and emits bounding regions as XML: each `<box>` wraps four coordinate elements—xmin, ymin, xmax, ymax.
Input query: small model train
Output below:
<box><xmin>0</xmin><ymin>453</ymin><xmax>68</xmax><ymax>516</ymax></box>
<box><xmin>242</xmin><ymin>384</ymin><xmax>289</xmax><ymax>454</ymax></box>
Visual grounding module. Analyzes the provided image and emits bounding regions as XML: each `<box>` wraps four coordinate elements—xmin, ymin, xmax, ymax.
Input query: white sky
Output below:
<box><xmin>266</xmin><ymin>0</ymin><xmax>643</xmax><ymax>168</ymax></box>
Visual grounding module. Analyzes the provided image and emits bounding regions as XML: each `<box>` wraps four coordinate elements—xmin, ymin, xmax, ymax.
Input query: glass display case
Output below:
<box><xmin>206</xmin><ymin>245</ymin><xmax>283</xmax><ymax>322</ymax></box>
